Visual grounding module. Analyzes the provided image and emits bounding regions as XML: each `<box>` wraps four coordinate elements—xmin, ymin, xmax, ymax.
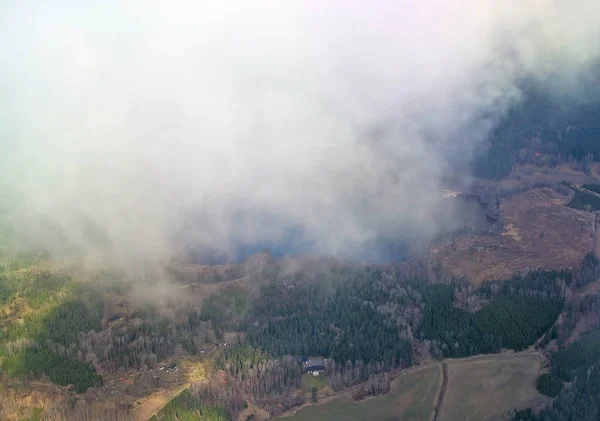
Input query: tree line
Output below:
<box><xmin>245</xmin><ymin>267</ymin><xmax>414</xmax><ymax>377</ymax></box>
<box><xmin>2</xmin><ymin>346</ymin><xmax>101</xmax><ymax>393</ymax></box>
<box><xmin>216</xmin><ymin>345</ymin><xmax>303</xmax><ymax>398</ymax></box>
<box><xmin>472</xmin><ymin>90</ymin><xmax>600</xmax><ymax>180</ymax></box>
<box><xmin>512</xmin><ymin>327</ymin><xmax>600</xmax><ymax>421</ymax></box>
<box><xmin>149</xmin><ymin>389</ymin><xmax>231</xmax><ymax>421</ymax></box>
<box><xmin>416</xmin><ymin>282</ymin><xmax>563</xmax><ymax>358</ymax></box>
<box><xmin>0</xmin><ymin>271</ymin><xmax>104</xmax><ymax>393</ymax></box>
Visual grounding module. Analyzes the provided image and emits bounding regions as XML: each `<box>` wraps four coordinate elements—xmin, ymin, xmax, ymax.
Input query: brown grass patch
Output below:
<box><xmin>0</xmin><ymin>379</ymin><xmax>85</xmax><ymax>421</ymax></box>
<box><xmin>129</xmin><ymin>383</ymin><xmax>190</xmax><ymax>421</ymax></box>
<box><xmin>284</xmin><ymin>364</ymin><xmax>441</xmax><ymax>421</ymax></box>
<box><xmin>441</xmin><ymin>353</ymin><xmax>550</xmax><ymax>421</ymax></box>
<box><xmin>501</xmin><ymin>224</ymin><xmax>521</xmax><ymax>241</ymax></box>
<box><xmin>238</xmin><ymin>403</ymin><xmax>272</xmax><ymax>421</ymax></box>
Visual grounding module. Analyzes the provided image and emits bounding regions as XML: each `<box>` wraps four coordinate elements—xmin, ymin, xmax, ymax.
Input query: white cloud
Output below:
<box><xmin>1</xmin><ymin>0</ymin><xmax>598</xmax><ymax>266</ymax></box>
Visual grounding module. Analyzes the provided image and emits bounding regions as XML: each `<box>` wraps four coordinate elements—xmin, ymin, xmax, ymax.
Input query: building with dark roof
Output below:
<box><xmin>303</xmin><ymin>358</ymin><xmax>325</xmax><ymax>372</ymax></box>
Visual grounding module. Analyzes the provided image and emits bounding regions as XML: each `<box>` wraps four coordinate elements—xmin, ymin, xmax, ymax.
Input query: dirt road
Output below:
<box><xmin>129</xmin><ymin>383</ymin><xmax>190</xmax><ymax>421</ymax></box>
<box><xmin>432</xmin><ymin>363</ymin><xmax>447</xmax><ymax>421</ymax></box>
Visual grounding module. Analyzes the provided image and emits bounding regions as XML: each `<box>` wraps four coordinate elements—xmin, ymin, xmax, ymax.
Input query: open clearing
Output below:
<box><xmin>286</xmin><ymin>364</ymin><xmax>441</xmax><ymax>421</ymax></box>
<box><xmin>440</xmin><ymin>353</ymin><xmax>550</xmax><ymax>421</ymax></box>
<box><xmin>432</xmin><ymin>188</ymin><xmax>594</xmax><ymax>283</ymax></box>
<box><xmin>303</xmin><ymin>374</ymin><xmax>328</xmax><ymax>392</ymax></box>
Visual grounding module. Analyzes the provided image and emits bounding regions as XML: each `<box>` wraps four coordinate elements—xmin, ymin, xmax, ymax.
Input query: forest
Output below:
<box><xmin>149</xmin><ymin>389</ymin><xmax>231</xmax><ymax>421</ymax></box>
<box><xmin>536</xmin><ymin>373</ymin><xmax>563</xmax><ymax>398</ymax></box>
<box><xmin>551</xmin><ymin>329</ymin><xmax>600</xmax><ymax>382</ymax></box>
<box><xmin>201</xmin><ymin>266</ymin><xmax>572</xmax><ymax>395</ymax></box>
<box><xmin>2</xmin><ymin>347</ymin><xmax>101</xmax><ymax>393</ymax></box>
<box><xmin>0</xmin><ymin>253</ymin><xmax>593</xmax><ymax>421</ymax></box>
<box><xmin>0</xmin><ymin>260</ymin><xmax>575</xmax><ymax>382</ymax></box>
<box><xmin>246</xmin><ymin>277</ymin><xmax>414</xmax><ymax>372</ymax></box>
<box><xmin>472</xmin><ymin>89</ymin><xmax>600</xmax><ymax>179</ymax></box>
<box><xmin>581</xmin><ymin>184</ymin><xmax>600</xmax><ymax>194</ymax></box>
<box><xmin>512</xmin><ymin>327</ymin><xmax>600</xmax><ymax>421</ymax></box>
<box><xmin>567</xmin><ymin>189</ymin><xmax>600</xmax><ymax>211</ymax></box>
<box><xmin>479</xmin><ymin>269</ymin><xmax>572</xmax><ymax>299</ymax></box>
<box><xmin>417</xmin><ymin>283</ymin><xmax>563</xmax><ymax>358</ymax></box>
<box><xmin>216</xmin><ymin>345</ymin><xmax>303</xmax><ymax>398</ymax></box>
<box><xmin>0</xmin><ymin>268</ymin><xmax>104</xmax><ymax>392</ymax></box>
<box><xmin>240</xmin><ymin>267</ymin><xmax>417</xmax><ymax>390</ymax></box>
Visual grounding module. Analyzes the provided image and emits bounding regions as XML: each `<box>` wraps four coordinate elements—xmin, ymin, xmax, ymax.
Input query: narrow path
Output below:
<box><xmin>29</xmin><ymin>381</ymin><xmax>66</xmax><ymax>395</ymax></box>
<box><xmin>432</xmin><ymin>363</ymin><xmax>448</xmax><ymax>421</ymax></box>
<box><xmin>129</xmin><ymin>383</ymin><xmax>190</xmax><ymax>421</ymax></box>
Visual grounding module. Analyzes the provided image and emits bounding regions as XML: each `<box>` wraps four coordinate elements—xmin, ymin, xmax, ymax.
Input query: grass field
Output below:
<box><xmin>440</xmin><ymin>353</ymin><xmax>550</xmax><ymax>421</ymax></box>
<box><xmin>303</xmin><ymin>374</ymin><xmax>328</xmax><ymax>392</ymax></box>
<box><xmin>287</xmin><ymin>364</ymin><xmax>441</xmax><ymax>421</ymax></box>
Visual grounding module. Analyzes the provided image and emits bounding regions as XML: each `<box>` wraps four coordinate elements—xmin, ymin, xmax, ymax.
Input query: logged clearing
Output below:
<box><xmin>285</xmin><ymin>364</ymin><xmax>441</xmax><ymax>421</ymax></box>
<box><xmin>440</xmin><ymin>353</ymin><xmax>550</xmax><ymax>421</ymax></box>
<box><xmin>432</xmin><ymin>188</ymin><xmax>594</xmax><ymax>283</ymax></box>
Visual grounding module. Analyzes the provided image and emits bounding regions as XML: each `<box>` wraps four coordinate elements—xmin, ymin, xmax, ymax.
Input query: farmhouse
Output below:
<box><xmin>303</xmin><ymin>358</ymin><xmax>325</xmax><ymax>374</ymax></box>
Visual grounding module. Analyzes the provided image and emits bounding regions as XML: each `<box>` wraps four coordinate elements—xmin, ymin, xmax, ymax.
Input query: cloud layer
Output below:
<box><xmin>1</xmin><ymin>1</ymin><xmax>599</xmax><ymax>267</ymax></box>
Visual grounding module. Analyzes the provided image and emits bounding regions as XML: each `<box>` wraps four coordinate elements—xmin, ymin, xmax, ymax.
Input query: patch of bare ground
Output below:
<box><xmin>432</xmin><ymin>188</ymin><xmax>594</xmax><ymax>284</ymax></box>
<box><xmin>513</xmin><ymin>164</ymin><xmax>600</xmax><ymax>185</ymax></box>
<box><xmin>566</xmin><ymin>311</ymin><xmax>599</xmax><ymax>345</ymax></box>
<box><xmin>555</xmin><ymin>164</ymin><xmax>586</xmax><ymax>176</ymax></box>
<box><xmin>577</xmin><ymin>277</ymin><xmax>600</xmax><ymax>298</ymax></box>
<box><xmin>176</xmin><ymin>275</ymin><xmax>248</xmax><ymax>296</ymax></box>
<box><xmin>0</xmin><ymin>381</ymin><xmax>66</xmax><ymax>421</ymax></box>
<box><xmin>129</xmin><ymin>382</ymin><xmax>190</xmax><ymax>421</ymax></box>
<box><xmin>167</xmin><ymin>262</ymin><xmax>244</xmax><ymax>284</ymax></box>
<box><xmin>238</xmin><ymin>403</ymin><xmax>272</xmax><ymax>421</ymax></box>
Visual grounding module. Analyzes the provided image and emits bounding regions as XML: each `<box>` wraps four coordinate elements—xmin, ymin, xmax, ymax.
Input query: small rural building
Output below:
<box><xmin>166</xmin><ymin>363</ymin><xmax>178</xmax><ymax>373</ymax></box>
<box><xmin>303</xmin><ymin>358</ymin><xmax>325</xmax><ymax>373</ymax></box>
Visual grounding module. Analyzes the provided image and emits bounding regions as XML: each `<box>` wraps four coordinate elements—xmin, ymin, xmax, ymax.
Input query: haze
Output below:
<box><xmin>1</xmin><ymin>1</ymin><xmax>599</xmax><ymax>269</ymax></box>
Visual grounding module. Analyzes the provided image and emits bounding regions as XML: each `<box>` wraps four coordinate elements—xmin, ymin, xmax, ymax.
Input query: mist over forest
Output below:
<box><xmin>4</xmin><ymin>3</ymin><xmax>600</xmax><ymax>421</ymax></box>
<box><xmin>1</xmin><ymin>1</ymin><xmax>600</xmax><ymax>270</ymax></box>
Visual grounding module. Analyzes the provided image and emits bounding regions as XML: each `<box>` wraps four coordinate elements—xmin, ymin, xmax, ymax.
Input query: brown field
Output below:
<box><xmin>0</xmin><ymin>382</ymin><xmax>64</xmax><ymax>421</ymax></box>
<box><xmin>280</xmin><ymin>352</ymin><xmax>548</xmax><ymax>421</ymax></box>
<box><xmin>238</xmin><ymin>403</ymin><xmax>272</xmax><ymax>421</ymax></box>
<box><xmin>432</xmin><ymin>188</ymin><xmax>594</xmax><ymax>283</ymax></box>
<box><xmin>129</xmin><ymin>383</ymin><xmax>190</xmax><ymax>421</ymax></box>
<box><xmin>440</xmin><ymin>353</ymin><xmax>550</xmax><ymax>421</ymax></box>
